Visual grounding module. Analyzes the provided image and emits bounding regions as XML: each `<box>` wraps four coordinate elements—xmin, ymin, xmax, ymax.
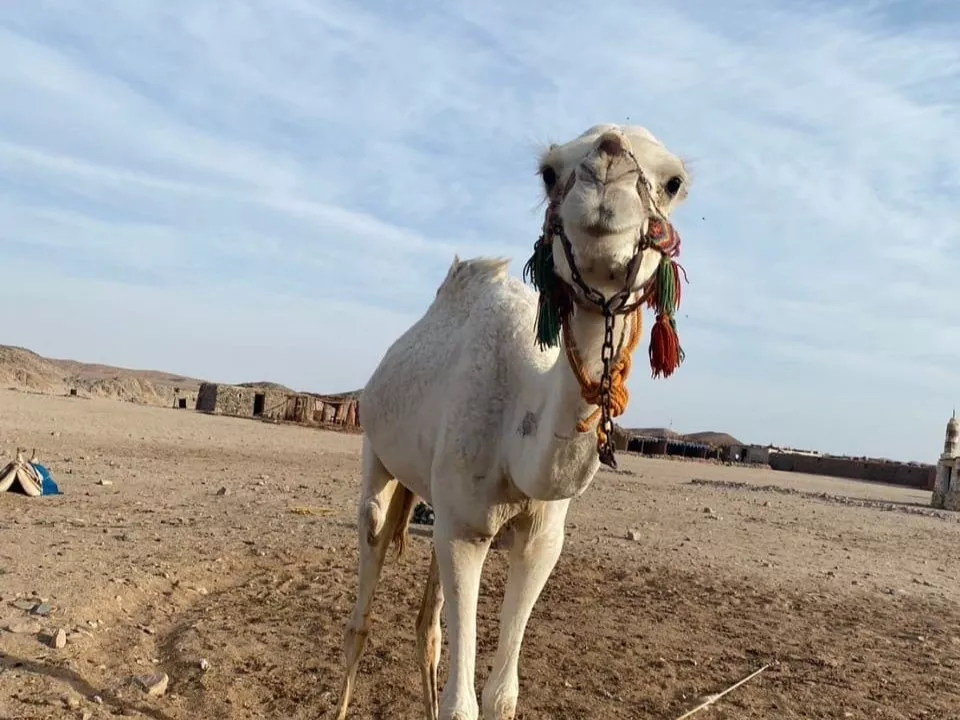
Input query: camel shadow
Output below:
<box><xmin>0</xmin><ymin>653</ymin><xmax>176</xmax><ymax>720</ymax></box>
<box><xmin>408</xmin><ymin>525</ymin><xmax>432</xmax><ymax>539</ymax></box>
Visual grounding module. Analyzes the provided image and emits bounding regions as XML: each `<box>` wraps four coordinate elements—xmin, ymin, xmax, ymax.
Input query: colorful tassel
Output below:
<box><xmin>522</xmin><ymin>236</ymin><xmax>563</xmax><ymax>349</ymax></box>
<box><xmin>645</xmin><ymin>227</ymin><xmax>687</xmax><ymax>378</ymax></box>
<box><xmin>523</xmin><ymin>215</ymin><xmax>688</xmax><ymax>371</ymax></box>
<box><xmin>649</xmin><ymin>313</ymin><xmax>684</xmax><ymax>378</ymax></box>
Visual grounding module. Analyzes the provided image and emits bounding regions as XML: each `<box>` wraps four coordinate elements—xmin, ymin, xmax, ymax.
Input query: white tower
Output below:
<box><xmin>944</xmin><ymin>410</ymin><xmax>959</xmax><ymax>457</ymax></box>
<box><xmin>932</xmin><ymin>410</ymin><xmax>960</xmax><ymax>510</ymax></box>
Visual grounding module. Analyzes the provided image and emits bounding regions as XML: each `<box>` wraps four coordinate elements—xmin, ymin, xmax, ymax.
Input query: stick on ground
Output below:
<box><xmin>672</xmin><ymin>663</ymin><xmax>771</xmax><ymax>720</ymax></box>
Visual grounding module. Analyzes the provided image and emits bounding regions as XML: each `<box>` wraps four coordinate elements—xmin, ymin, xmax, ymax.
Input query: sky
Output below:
<box><xmin>0</xmin><ymin>0</ymin><xmax>958</xmax><ymax>463</ymax></box>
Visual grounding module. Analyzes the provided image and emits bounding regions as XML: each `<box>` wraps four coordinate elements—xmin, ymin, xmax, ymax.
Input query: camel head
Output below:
<box><xmin>536</xmin><ymin>124</ymin><xmax>689</xmax><ymax>304</ymax></box>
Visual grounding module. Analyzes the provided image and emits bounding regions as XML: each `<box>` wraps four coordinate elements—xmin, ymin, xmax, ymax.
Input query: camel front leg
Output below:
<box><xmin>481</xmin><ymin>501</ymin><xmax>568</xmax><ymax>720</ymax></box>
<box><xmin>433</xmin><ymin>517</ymin><xmax>492</xmax><ymax>720</ymax></box>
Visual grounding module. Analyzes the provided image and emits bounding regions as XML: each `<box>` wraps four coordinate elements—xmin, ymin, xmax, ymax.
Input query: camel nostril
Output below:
<box><xmin>596</xmin><ymin>132</ymin><xmax>627</xmax><ymax>158</ymax></box>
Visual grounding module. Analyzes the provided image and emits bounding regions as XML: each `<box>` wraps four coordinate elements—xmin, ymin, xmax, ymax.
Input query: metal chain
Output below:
<box><xmin>596</xmin><ymin>304</ymin><xmax>618</xmax><ymax>469</ymax></box>
<box><xmin>544</xmin><ymin>145</ymin><xmax>667</xmax><ymax>470</ymax></box>
<box><xmin>551</xmin><ymin>217</ymin><xmax>607</xmax><ymax>308</ymax></box>
<box><xmin>549</xmin><ymin>216</ymin><xmax>627</xmax><ymax>470</ymax></box>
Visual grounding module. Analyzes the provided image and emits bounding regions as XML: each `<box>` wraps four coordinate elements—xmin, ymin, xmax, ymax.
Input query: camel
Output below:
<box><xmin>334</xmin><ymin>123</ymin><xmax>691</xmax><ymax>720</ymax></box>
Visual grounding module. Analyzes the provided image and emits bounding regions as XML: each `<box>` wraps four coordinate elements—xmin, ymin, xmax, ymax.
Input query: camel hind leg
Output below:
<box><xmin>335</xmin><ymin>438</ymin><xmax>416</xmax><ymax>720</ymax></box>
<box><xmin>416</xmin><ymin>547</ymin><xmax>445</xmax><ymax>720</ymax></box>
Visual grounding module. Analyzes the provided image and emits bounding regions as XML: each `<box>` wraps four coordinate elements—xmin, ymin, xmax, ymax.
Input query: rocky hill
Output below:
<box><xmin>0</xmin><ymin>345</ymin><xmax>363</xmax><ymax>408</ymax></box>
<box><xmin>0</xmin><ymin>345</ymin><xmax>204</xmax><ymax>407</ymax></box>
<box><xmin>621</xmin><ymin>425</ymin><xmax>744</xmax><ymax>448</ymax></box>
<box><xmin>682</xmin><ymin>431</ymin><xmax>744</xmax><ymax>447</ymax></box>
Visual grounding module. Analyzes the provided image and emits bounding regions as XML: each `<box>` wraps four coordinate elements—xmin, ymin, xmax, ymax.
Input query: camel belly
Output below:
<box><xmin>359</xmin><ymin>366</ymin><xmax>448</xmax><ymax>503</ymax></box>
<box><xmin>363</xmin><ymin>424</ymin><xmax>435</xmax><ymax>502</ymax></box>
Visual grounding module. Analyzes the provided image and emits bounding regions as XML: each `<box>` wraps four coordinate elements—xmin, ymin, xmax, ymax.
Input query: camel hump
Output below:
<box><xmin>435</xmin><ymin>255</ymin><xmax>511</xmax><ymax>300</ymax></box>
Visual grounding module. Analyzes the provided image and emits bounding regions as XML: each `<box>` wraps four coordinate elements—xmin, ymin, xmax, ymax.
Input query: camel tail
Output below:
<box><xmin>391</xmin><ymin>484</ymin><xmax>418</xmax><ymax>559</ymax></box>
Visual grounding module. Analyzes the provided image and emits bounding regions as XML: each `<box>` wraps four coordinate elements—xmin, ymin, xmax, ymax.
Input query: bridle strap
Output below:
<box><xmin>541</xmin><ymin>144</ymin><xmax>676</xmax><ymax>469</ymax></box>
<box><xmin>556</xmin><ymin>229</ymin><xmax>652</xmax><ymax>316</ymax></box>
<box><xmin>545</xmin><ymin>146</ymin><xmax>665</xmax><ymax>317</ymax></box>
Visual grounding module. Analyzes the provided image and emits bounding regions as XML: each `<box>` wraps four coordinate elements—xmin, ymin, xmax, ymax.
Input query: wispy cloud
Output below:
<box><xmin>0</xmin><ymin>0</ymin><xmax>958</xmax><ymax>461</ymax></box>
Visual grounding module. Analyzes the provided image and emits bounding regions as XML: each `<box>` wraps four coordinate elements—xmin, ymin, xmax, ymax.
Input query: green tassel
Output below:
<box><xmin>534</xmin><ymin>294</ymin><xmax>562</xmax><ymax>349</ymax></box>
<box><xmin>523</xmin><ymin>237</ymin><xmax>562</xmax><ymax>350</ymax></box>
<box><xmin>522</xmin><ymin>235</ymin><xmax>553</xmax><ymax>292</ymax></box>
<box><xmin>650</xmin><ymin>253</ymin><xmax>684</xmax><ymax>319</ymax></box>
<box><xmin>655</xmin><ymin>256</ymin><xmax>677</xmax><ymax>316</ymax></box>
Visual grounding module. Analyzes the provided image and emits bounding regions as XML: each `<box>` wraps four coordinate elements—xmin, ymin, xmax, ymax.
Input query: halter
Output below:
<box><xmin>522</xmin><ymin>149</ymin><xmax>687</xmax><ymax>469</ymax></box>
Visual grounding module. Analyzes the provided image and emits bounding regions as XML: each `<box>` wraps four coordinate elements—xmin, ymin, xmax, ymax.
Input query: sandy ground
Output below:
<box><xmin>2</xmin><ymin>388</ymin><xmax>960</xmax><ymax>720</ymax></box>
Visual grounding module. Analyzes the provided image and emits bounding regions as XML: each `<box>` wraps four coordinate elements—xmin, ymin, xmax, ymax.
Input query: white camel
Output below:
<box><xmin>335</xmin><ymin>123</ymin><xmax>691</xmax><ymax>720</ymax></box>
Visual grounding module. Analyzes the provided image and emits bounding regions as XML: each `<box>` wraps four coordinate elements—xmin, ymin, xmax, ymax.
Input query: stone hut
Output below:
<box><xmin>195</xmin><ymin>383</ymin><xmax>290</xmax><ymax>421</ymax></box>
<box><xmin>195</xmin><ymin>382</ymin><xmax>361</xmax><ymax>430</ymax></box>
<box><xmin>742</xmin><ymin>445</ymin><xmax>771</xmax><ymax>464</ymax></box>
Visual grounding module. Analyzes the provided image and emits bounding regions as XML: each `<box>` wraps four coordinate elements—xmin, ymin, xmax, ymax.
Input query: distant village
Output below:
<box><xmin>182</xmin><ymin>381</ymin><xmax>937</xmax><ymax>493</ymax></box>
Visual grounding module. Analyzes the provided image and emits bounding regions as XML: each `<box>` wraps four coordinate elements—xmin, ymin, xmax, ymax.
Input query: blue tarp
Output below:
<box><xmin>34</xmin><ymin>464</ymin><xmax>62</xmax><ymax>496</ymax></box>
<box><xmin>5</xmin><ymin>463</ymin><xmax>62</xmax><ymax>496</ymax></box>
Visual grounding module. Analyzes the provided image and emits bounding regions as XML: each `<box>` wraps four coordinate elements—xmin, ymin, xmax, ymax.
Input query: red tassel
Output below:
<box><xmin>643</xmin><ymin>219</ymin><xmax>688</xmax><ymax>379</ymax></box>
<box><xmin>649</xmin><ymin>313</ymin><xmax>683</xmax><ymax>378</ymax></box>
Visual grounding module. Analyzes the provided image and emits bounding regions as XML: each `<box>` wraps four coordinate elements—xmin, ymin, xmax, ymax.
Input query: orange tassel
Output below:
<box><xmin>649</xmin><ymin>313</ymin><xmax>684</xmax><ymax>378</ymax></box>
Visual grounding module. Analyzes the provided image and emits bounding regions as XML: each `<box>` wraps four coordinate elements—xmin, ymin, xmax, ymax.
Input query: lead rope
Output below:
<box><xmin>563</xmin><ymin>307</ymin><xmax>642</xmax><ymax>469</ymax></box>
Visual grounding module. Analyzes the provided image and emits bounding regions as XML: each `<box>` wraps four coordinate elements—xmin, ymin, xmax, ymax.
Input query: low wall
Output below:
<box><xmin>769</xmin><ymin>452</ymin><xmax>935</xmax><ymax>490</ymax></box>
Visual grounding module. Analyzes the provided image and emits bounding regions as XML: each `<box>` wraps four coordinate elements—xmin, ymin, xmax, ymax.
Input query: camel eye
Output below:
<box><xmin>540</xmin><ymin>166</ymin><xmax>558</xmax><ymax>192</ymax></box>
<box><xmin>664</xmin><ymin>176</ymin><xmax>684</xmax><ymax>197</ymax></box>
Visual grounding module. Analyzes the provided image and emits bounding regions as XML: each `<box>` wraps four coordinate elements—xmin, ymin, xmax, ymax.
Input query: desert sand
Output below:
<box><xmin>2</xmin><ymin>386</ymin><xmax>960</xmax><ymax>720</ymax></box>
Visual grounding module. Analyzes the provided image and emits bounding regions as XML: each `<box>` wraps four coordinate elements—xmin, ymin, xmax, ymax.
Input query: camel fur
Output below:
<box><xmin>335</xmin><ymin>123</ymin><xmax>691</xmax><ymax>720</ymax></box>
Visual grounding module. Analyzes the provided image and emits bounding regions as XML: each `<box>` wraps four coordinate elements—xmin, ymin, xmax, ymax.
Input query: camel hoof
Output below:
<box><xmin>485</xmin><ymin>696</ymin><xmax>517</xmax><ymax>720</ymax></box>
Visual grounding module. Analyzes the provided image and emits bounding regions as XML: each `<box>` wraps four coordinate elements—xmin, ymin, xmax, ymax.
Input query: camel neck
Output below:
<box><xmin>561</xmin><ymin>307</ymin><xmax>621</xmax><ymax>384</ymax></box>
<box><xmin>506</xmin><ymin>306</ymin><xmax>641</xmax><ymax>501</ymax></box>
<box><xmin>552</xmin><ymin>305</ymin><xmax>639</xmax><ymax>436</ymax></box>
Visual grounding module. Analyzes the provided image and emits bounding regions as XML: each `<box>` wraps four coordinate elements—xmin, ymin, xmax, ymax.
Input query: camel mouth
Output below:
<box><xmin>581</xmin><ymin>219</ymin><xmax>615</xmax><ymax>237</ymax></box>
<box><xmin>579</xmin><ymin>214</ymin><xmax>641</xmax><ymax>239</ymax></box>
